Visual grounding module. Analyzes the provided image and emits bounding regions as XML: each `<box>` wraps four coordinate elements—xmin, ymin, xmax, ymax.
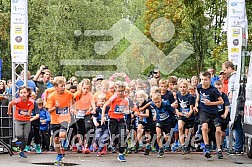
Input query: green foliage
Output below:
<box><xmin>0</xmin><ymin>0</ymin><xmax>252</xmax><ymax>80</ymax></box>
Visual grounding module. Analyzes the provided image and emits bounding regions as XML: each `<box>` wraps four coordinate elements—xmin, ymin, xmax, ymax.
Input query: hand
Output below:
<box><xmin>7</xmin><ymin>111</ymin><xmax>12</xmax><ymax>115</ymax></box>
<box><xmin>221</xmin><ymin>114</ymin><xmax>227</xmax><ymax>119</ymax></box>
<box><xmin>95</xmin><ymin>122</ymin><xmax>100</xmax><ymax>127</ymax></box>
<box><xmin>121</xmin><ymin>72</ymin><xmax>126</xmax><ymax>77</ymax></box>
<box><xmin>39</xmin><ymin>65</ymin><xmax>45</xmax><ymax>71</ymax></box>
<box><xmin>134</xmin><ymin>111</ymin><xmax>139</xmax><ymax>116</ymax></box>
<box><xmin>186</xmin><ymin>113</ymin><xmax>191</xmax><ymax>118</ymax></box>
<box><xmin>153</xmin><ymin>116</ymin><xmax>156</xmax><ymax>122</ymax></box>
<box><xmin>90</xmin><ymin>110</ymin><xmax>96</xmax><ymax>114</ymax></box>
<box><xmin>41</xmin><ymin>120</ymin><xmax>46</xmax><ymax>124</ymax></box>
<box><xmin>55</xmin><ymin>101</ymin><xmax>60</xmax><ymax>108</ymax></box>
<box><xmin>171</xmin><ymin>101</ymin><xmax>178</xmax><ymax>108</ymax></box>
<box><xmin>101</xmin><ymin>116</ymin><xmax>105</xmax><ymax>125</ymax></box>
<box><xmin>203</xmin><ymin>99</ymin><xmax>211</xmax><ymax>105</ymax></box>
<box><xmin>193</xmin><ymin>106</ymin><xmax>198</xmax><ymax>113</ymax></box>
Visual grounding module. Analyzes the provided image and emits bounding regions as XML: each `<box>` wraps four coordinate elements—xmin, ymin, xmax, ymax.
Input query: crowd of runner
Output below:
<box><xmin>0</xmin><ymin>61</ymin><xmax>244</xmax><ymax>164</ymax></box>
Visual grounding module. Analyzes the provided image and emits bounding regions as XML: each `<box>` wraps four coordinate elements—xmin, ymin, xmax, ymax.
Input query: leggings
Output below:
<box><xmin>15</xmin><ymin>120</ymin><xmax>31</xmax><ymax>151</ymax></box>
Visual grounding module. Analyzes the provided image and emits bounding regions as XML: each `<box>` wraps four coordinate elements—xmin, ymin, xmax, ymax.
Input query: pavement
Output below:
<box><xmin>0</xmin><ymin>152</ymin><xmax>251</xmax><ymax>167</ymax></box>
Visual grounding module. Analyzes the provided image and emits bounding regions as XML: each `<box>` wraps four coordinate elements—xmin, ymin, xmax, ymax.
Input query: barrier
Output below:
<box><xmin>0</xmin><ymin>97</ymin><xmax>13</xmax><ymax>155</ymax></box>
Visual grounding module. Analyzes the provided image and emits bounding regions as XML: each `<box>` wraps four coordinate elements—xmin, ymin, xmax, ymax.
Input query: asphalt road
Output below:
<box><xmin>0</xmin><ymin>152</ymin><xmax>251</xmax><ymax>167</ymax></box>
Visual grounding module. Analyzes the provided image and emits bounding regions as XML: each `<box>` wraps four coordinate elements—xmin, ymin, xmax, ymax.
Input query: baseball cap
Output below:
<box><xmin>153</xmin><ymin>69</ymin><xmax>159</xmax><ymax>74</ymax></box>
<box><xmin>219</xmin><ymin>70</ymin><xmax>225</xmax><ymax>75</ymax></box>
<box><xmin>96</xmin><ymin>75</ymin><xmax>104</xmax><ymax>81</ymax></box>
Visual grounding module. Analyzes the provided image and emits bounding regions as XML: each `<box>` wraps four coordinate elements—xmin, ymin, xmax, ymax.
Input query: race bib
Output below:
<box><xmin>114</xmin><ymin>105</ymin><xmax>126</xmax><ymax>114</ymax></box>
<box><xmin>76</xmin><ymin>110</ymin><xmax>87</xmax><ymax>118</ymax></box>
<box><xmin>181</xmin><ymin>108</ymin><xmax>190</xmax><ymax>115</ymax></box>
<box><xmin>18</xmin><ymin>109</ymin><xmax>28</xmax><ymax>116</ymax></box>
<box><xmin>56</xmin><ymin>107</ymin><xmax>69</xmax><ymax>115</ymax></box>
<box><xmin>159</xmin><ymin>112</ymin><xmax>169</xmax><ymax>121</ymax></box>
<box><xmin>217</xmin><ymin>105</ymin><xmax>223</xmax><ymax>112</ymax></box>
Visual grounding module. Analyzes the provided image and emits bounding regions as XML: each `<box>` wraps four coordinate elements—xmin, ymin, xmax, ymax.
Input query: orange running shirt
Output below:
<box><xmin>74</xmin><ymin>91</ymin><xmax>94</xmax><ymax>116</ymax></box>
<box><xmin>11</xmin><ymin>98</ymin><xmax>34</xmax><ymax>121</ymax></box>
<box><xmin>46</xmin><ymin>90</ymin><xmax>73</xmax><ymax>124</ymax></box>
<box><xmin>108</xmin><ymin>94</ymin><xmax>129</xmax><ymax>119</ymax></box>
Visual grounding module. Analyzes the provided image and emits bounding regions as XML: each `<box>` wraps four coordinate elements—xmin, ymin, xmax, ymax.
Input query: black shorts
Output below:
<box><xmin>76</xmin><ymin>118</ymin><xmax>85</xmax><ymax>135</ymax></box>
<box><xmin>215</xmin><ymin>118</ymin><xmax>228</xmax><ymax>132</ymax></box>
<box><xmin>156</xmin><ymin>122</ymin><xmax>172</xmax><ymax>135</ymax></box>
<box><xmin>143</xmin><ymin>122</ymin><xmax>156</xmax><ymax>133</ymax></box>
<box><xmin>199</xmin><ymin>110</ymin><xmax>216</xmax><ymax>125</ymax></box>
<box><xmin>51</xmin><ymin>122</ymin><xmax>68</xmax><ymax>137</ymax></box>
<box><xmin>178</xmin><ymin>117</ymin><xmax>194</xmax><ymax>129</ymax></box>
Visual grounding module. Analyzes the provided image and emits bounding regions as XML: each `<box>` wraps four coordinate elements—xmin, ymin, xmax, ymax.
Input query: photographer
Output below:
<box><xmin>33</xmin><ymin>65</ymin><xmax>53</xmax><ymax>98</ymax></box>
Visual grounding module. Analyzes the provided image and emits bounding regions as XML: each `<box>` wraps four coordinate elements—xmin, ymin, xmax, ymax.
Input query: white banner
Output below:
<box><xmin>227</xmin><ymin>27</ymin><xmax>242</xmax><ymax>65</ymax></box>
<box><xmin>227</xmin><ymin>0</ymin><xmax>246</xmax><ymax>65</ymax></box>
<box><xmin>11</xmin><ymin>0</ymin><xmax>28</xmax><ymax>63</ymax></box>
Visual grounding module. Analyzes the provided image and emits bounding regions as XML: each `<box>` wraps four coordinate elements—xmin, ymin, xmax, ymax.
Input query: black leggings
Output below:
<box><xmin>109</xmin><ymin>118</ymin><xmax>127</xmax><ymax>154</ymax></box>
<box><xmin>40</xmin><ymin>130</ymin><xmax>50</xmax><ymax>150</ymax></box>
<box><xmin>76</xmin><ymin>115</ymin><xmax>94</xmax><ymax>147</ymax></box>
<box><xmin>27</xmin><ymin>124</ymin><xmax>41</xmax><ymax>145</ymax></box>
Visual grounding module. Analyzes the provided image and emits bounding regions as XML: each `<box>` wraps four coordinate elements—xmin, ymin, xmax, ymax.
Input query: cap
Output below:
<box><xmin>36</xmin><ymin>98</ymin><xmax>43</xmax><ymax>104</ymax></box>
<box><xmin>96</xmin><ymin>75</ymin><xmax>104</xmax><ymax>80</ymax></box>
<box><xmin>219</xmin><ymin>70</ymin><xmax>225</xmax><ymax>75</ymax></box>
<box><xmin>153</xmin><ymin>69</ymin><xmax>160</xmax><ymax>74</ymax></box>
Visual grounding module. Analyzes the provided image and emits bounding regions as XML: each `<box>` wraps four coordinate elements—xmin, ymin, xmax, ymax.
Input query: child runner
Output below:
<box><xmin>195</xmin><ymin>72</ymin><xmax>223</xmax><ymax>158</ymax></box>
<box><xmin>151</xmin><ymin>93</ymin><xmax>178</xmax><ymax>158</ymax></box>
<box><xmin>37</xmin><ymin>98</ymin><xmax>51</xmax><ymax>152</ymax></box>
<box><xmin>93</xmin><ymin>94</ymin><xmax>110</xmax><ymax>156</ymax></box>
<box><xmin>135</xmin><ymin>90</ymin><xmax>155</xmax><ymax>155</ymax></box>
<box><xmin>7</xmin><ymin>86</ymin><xmax>34</xmax><ymax>158</ymax></box>
<box><xmin>101</xmin><ymin>81</ymin><xmax>129</xmax><ymax>162</ymax></box>
<box><xmin>74</xmin><ymin>79</ymin><xmax>96</xmax><ymax>153</ymax></box>
<box><xmin>46</xmin><ymin>76</ymin><xmax>74</xmax><ymax>165</ymax></box>
<box><xmin>214</xmin><ymin>80</ymin><xmax>230</xmax><ymax>159</ymax></box>
<box><xmin>24</xmin><ymin>92</ymin><xmax>41</xmax><ymax>154</ymax></box>
<box><xmin>176</xmin><ymin>80</ymin><xmax>195</xmax><ymax>154</ymax></box>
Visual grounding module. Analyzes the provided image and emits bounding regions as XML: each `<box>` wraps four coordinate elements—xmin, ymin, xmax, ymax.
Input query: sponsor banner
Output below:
<box><xmin>11</xmin><ymin>0</ymin><xmax>28</xmax><ymax>63</ymax></box>
<box><xmin>228</xmin><ymin>27</ymin><xmax>242</xmax><ymax>65</ymax></box>
<box><xmin>227</xmin><ymin>0</ymin><xmax>247</xmax><ymax>65</ymax></box>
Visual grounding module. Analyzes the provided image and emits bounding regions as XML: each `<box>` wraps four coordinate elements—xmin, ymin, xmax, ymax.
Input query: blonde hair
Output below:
<box><xmin>150</xmin><ymin>86</ymin><xmax>161</xmax><ymax>98</ymax></box>
<box><xmin>97</xmin><ymin>93</ymin><xmax>106</xmax><ymax>100</ymax></box>
<box><xmin>178</xmin><ymin>79</ymin><xmax>189</xmax><ymax>88</ymax></box>
<box><xmin>149</xmin><ymin>78</ymin><xmax>158</xmax><ymax>87</ymax></box>
<box><xmin>115</xmin><ymin>81</ymin><xmax>126</xmax><ymax>90</ymax></box>
<box><xmin>151</xmin><ymin>93</ymin><xmax>161</xmax><ymax>101</ymax></box>
<box><xmin>81</xmin><ymin>79</ymin><xmax>91</xmax><ymax>88</ymax></box>
<box><xmin>101</xmin><ymin>80</ymin><xmax>109</xmax><ymax>88</ymax></box>
<box><xmin>53</xmin><ymin>76</ymin><xmax>66</xmax><ymax>87</ymax></box>
<box><xmin>135</xmin><ymin>90</ymin><xmax>148</xmax><ymax>100</ymax></box>
<box><xmin>159</xmin><ymin>78</ymin><xmax>168</xmax><ymax>86</ymax></box>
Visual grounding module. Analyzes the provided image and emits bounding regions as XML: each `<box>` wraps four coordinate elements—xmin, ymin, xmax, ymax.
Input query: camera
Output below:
<box><xmin>43</xmin><ymin>66</ymin><xmax>48</xmax><ymax>70</ymax></box>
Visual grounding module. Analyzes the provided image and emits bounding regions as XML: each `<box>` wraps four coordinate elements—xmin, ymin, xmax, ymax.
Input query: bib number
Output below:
<box><xmin>114</xmin><ymin>105</ymin><xmax>126</xmax><ymax>114</ymax></box>
<box><xmin>56</xmin><ymin>107</ymin><xmax>68</xmax><ymax>115</ymax></box>
<box><xmin>76</xmin><ymin>110</ymin><xmax>87</xmax><ymax>118</ymax></box>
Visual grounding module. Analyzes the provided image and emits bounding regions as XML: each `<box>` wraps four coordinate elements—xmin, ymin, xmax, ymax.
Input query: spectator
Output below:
<box><xmin>5</xmin><ymin>79</ymin><xmax>12</xmax><ymax>94</ymax></box>
<box><xmin>152</xmin><ymin>69</ymin><xmax>161</xmax><ymax>84</ymax></box>
<box><xmin>33</xmin><ymin>65</ymin><xmax>53</xmax><ymax>98</ymax></box>
<box><xmin>222</xmin><ymin>60</ymin><xmax>243</xmax><ymax>155</ymax></box>
<box><xmin>191</xmin><ymin>76</ymin><xmax>199</xmax><ymax>87</ymax></box>
<box><xmin>219</xmin><ymin>71</ymin><xmax>228</xmax><ymax>94</ymax></box>
<box><xmin>207</xmin><ymin>68</ymin><xmax>220</xmax><ymax>85</ymax></box>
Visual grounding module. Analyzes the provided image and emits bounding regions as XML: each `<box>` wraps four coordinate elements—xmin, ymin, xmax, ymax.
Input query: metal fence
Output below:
<box><xmin>0</xmin><ymin>97</ymin><xmax>13</xmax><ymax>146</ymax></box>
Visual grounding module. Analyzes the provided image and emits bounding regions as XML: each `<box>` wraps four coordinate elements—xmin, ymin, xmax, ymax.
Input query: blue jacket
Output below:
<box><xmin>211</xmin><ymin>75</ymin><xmax>220</xmax><ymax>85</ymax></box>
<box><xmin>39</xmin><ymin>108</ymin><xmax>51</xmax><ymax>131</ymax></box>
